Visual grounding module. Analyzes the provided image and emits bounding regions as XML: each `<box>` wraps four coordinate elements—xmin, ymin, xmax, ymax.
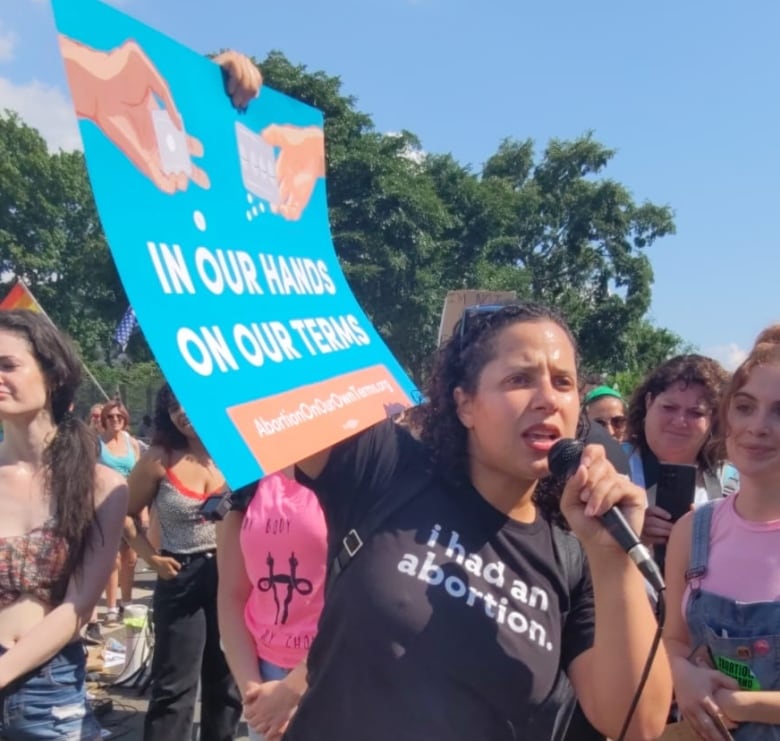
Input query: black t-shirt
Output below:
<box><xmin>290</xmin><ymin>421</ymin><xmax>595</xmax><ymax>741</ymax></box>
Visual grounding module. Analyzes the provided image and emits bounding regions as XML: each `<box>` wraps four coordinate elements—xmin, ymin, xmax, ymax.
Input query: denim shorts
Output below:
<box><xmin>246</xmin><ymin>659</ymin><xmax>292</xmax><ymax>741</ymax></box>
<box><xmin>0</xmin><ymin>642</ymin><xmax>101</xmax><ymax>740</ymax></box>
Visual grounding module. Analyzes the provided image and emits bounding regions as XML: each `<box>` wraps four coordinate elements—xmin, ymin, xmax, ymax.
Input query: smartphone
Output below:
<box><xmin>655</xmin><ymin>463</ymin><xmax>697</xmax><ymax>522</ymax></box>
<box><xmin>198</xmin><ymin>493</ymin><xmax>233</xmax><ymax>522</ymax></box>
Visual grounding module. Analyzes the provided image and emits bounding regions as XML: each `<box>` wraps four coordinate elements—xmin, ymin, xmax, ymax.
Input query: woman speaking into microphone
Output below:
<box><xmin>288</xmin><ymin>302</ymin><xmax>670</xmax><ymax>741</ymax></box>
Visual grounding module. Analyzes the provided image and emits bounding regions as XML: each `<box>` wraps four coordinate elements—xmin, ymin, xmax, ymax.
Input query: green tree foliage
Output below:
<box><xmin>433</xmin><ymin>135</ymin><xmax>681</xmax><ymax>376</ymax></box>
<box><xmin>0</xmin><ymin>112</ymin><xmax>137</xmax><ymax>361</ymax></box>
<box><xmin>259</xmin><ymin>53</ymin><xmax>451</xmax><ymax>375</ymax></box>
<box><xmin>2</xmin><ymin>52</ymin><xmax>685</xmax><ymax>388</ymax></box>
<box><xmin>80</xmin><ymin>360</ymin><xmax>165</xmax><ymax>420</ymax></box>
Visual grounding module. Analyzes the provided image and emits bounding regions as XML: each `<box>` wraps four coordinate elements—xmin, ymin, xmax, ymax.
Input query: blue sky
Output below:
<box><xmin>2</xmin><ymin>0</ymin><xmax>777</xmax><ymax>369</ymax></box>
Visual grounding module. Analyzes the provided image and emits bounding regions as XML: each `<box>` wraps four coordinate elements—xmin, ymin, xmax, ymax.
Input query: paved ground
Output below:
<box><xmin>88</xmin><ymin>568</ymin><xmax>252</xmax><ymax>741</ymax></box>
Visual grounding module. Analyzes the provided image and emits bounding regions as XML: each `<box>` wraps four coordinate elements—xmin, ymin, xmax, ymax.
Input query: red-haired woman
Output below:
<box><xmin>664</xmin><ymin>327</ymin><xmax>780</xmax><ymax>740</ymax></box>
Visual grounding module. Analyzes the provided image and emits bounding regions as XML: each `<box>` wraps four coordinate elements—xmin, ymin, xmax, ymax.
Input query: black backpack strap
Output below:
<box><xmin>228</xmin><ymin>479</ymin><xmax>259</xmax><ymax>513</ymax></box>
<box><xmin>327</xmin><ymin>468</ymin><xmax>429</xmax><ymax>592</ymax></box>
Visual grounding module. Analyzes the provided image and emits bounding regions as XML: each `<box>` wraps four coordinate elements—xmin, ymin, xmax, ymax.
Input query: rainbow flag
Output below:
<box><xmin>0</xmin><ymin>282</ymin><xmax>41</xmax><ymax>312</ymax></box>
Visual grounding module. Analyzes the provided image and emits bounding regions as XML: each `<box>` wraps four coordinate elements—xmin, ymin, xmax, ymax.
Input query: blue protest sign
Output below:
<box><xmin>52</xmin><ymin>0</ymin><xmax>420</xmax><ymax>486</ymax></box>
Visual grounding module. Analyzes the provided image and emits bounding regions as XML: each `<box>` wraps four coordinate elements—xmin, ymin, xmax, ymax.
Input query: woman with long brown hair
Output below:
<box><xmin>0</xmin><ymin>310</ymin><xmax>127</xmax><ymax>739</ymax></box>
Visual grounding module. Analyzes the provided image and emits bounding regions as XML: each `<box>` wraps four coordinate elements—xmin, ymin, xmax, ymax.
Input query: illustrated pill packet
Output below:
<box><xmin>151</xmin><ymin>108</ymin><xmax>192</xmax><ymax>176</ymax></box>
<box><xmin>235</xmin><ymin>122</ymin><xmax>280</xmax><ymax>206</ymax></box>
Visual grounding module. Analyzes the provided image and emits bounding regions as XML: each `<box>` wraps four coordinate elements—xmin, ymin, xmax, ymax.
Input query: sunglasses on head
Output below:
<box><xmin>593</xmin><ymin>415</ymin><xmax>627</xmax><ymax>431</ymax></box>
<box><xmin>457</xmin><ymin>304</ymin><xmax>513</xmax><ymax>350</ymax></box>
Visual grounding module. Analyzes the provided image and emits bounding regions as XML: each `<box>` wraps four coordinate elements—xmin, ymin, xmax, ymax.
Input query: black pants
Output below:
<box><xmin>144</xmin><ymin>552</ymin><xmax>241</xmax><ymax>741</ymax></box>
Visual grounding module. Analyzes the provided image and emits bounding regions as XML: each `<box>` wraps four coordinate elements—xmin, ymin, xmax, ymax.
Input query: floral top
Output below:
<box><xmin>0</xmin><ymin>520</ymin><xmax>70</xmax><ymax>608</ymax></box>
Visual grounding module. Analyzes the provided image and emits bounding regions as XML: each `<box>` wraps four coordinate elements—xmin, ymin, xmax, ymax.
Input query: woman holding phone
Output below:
<box><xmin>624</xmin><ymin>355</ymin><xmax>738</xmax><ymax>547</ymax></box>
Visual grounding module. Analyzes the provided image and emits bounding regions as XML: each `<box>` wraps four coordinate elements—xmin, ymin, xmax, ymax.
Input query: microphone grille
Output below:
<box><xmin>548</xmin><ymin>438</ymin><xmax>584</xmax><ymax>480</ymax></box>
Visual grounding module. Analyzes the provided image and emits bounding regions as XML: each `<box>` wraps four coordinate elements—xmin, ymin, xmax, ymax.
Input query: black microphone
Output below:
<box><xmin>548</xmin><ymin>438</ymin><xmax>665</xmax><ymax>592</ymax></box>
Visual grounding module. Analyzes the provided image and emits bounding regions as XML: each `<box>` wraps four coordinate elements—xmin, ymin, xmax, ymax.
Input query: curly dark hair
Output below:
<box><xmin>419</xmin><ymin>302</ymin><xmax>579</xmax><ymax>526</ymax></box>
<box><xmin>626</xmin><ymin>354</ymin><xmax>729</xmax><ymax>470</ymax></box>
<box><xmin>151</xmin><ymin>382</ymin><xmax>190</xmax><ymax>450</ymax></box>
<box><xmin>0</xmin><ymin>310</ymin><xmax>100</xmax><ymax>580</ymax></box>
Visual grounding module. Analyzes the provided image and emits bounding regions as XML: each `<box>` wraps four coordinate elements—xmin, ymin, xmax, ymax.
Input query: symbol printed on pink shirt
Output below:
<box><xmin>257</xmin><ymin>552</ymin><xmax>313</xmax><ymax>624</ymax></box>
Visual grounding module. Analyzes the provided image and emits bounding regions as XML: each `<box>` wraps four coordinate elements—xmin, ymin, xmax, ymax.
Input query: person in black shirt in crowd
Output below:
<box><xmin>292</xmin><ymin>303</ymin><xmax>671</xmax><ymax>741</ymax></box>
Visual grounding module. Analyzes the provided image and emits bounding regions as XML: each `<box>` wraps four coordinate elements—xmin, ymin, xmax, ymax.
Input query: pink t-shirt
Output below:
<box><xmin>683</xmin><ymin>494</ymin><xmax>780</xmax><ymax>616</ymax></box>
<box><xmin>240</xmin><ymin>472</ymin><xmax>327</xmax><ymax>668</ymax></box>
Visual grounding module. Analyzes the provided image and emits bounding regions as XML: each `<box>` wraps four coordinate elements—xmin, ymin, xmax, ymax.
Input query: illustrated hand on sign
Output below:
<box><xmin>60</xmin><ymin>37</ymin><xmax>261</xmax><ymax>194</ymax></box>
<box><xmin>261</xmin><ymin>124</ymin><xmax>326</xmax><ymax>221</ymax></box>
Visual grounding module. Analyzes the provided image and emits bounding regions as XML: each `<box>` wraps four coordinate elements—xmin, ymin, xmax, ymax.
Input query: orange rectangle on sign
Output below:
<box><xmin>227</xmin><ymin>364</ymin><xmax>415</xmax><ymax>474</ymax></box>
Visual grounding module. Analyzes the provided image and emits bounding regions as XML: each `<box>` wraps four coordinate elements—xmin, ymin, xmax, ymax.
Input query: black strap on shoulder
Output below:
<box><xmin>327</xmin><ymin>467</ymin><xmax>429</xmax><ymax>593</ymax></box>
<box><xmin>228</xmin><ymin>479</ymin><xmax>259</xmax><ymax>514</ymax></box>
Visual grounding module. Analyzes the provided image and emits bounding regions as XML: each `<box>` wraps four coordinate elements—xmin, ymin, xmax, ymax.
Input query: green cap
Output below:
<box><xmin>583</xmin><ymin>385</ymin><xmax>623</xmax><ymax>405</ymax></box>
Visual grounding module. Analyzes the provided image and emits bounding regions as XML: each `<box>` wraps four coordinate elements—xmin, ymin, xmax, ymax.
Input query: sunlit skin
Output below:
<box><xmin>726</xmin><ymin>364</ymin><xmax>780</xmax><ymax>520</ymax></box>
<box><xmin>0</xmin><ymin>330</ymin><xmax>58</xmax><ymax>555</ymax></box>
<box><xmin>0</xmin><ymin>331</ymin><xmax>50</xmax><ymax>431</ymax></box>
<box><xmin>586</xmin><ymin>396</ymin><xmax>627</xmax><ymax>442</ymax></box>
<box><xmin>101</xmin><ymin>407</ymin><xmax>136</xmax><ymax>459</ymax></box>
<box><xmin>644</xmin><ymin>382</ymin><xmax>712</xmax><ymax>465</ymax></box>
<box><xmin>124</xmin><ymin>396</ymin><xmax>223</xmax><ymax>581</ymax></box>
<box><xmin>87</xmin><ymin>404</ymin><xmax>104</xmax><ymax>432</ymax></box>
<box><xmin>100</xmin><ymin>403</ymin><xmax>140</xmax><ymax>465</ymax></box>
<box><xmin>454</xmin><ymin>320</ymin><xmax>581</xmax><ymax>522</ymax></box>
<box><xmin>0</xmin><ymin>329</ymin><xmax>127</xmax><ymax>675</ymax></box>
<box><xmin>168</xmin><ymin>402</ymin><xmax>198</xmax><ymax>441</ymax></box>
<box><xmin>104</xmin><ymin>411</ymin><xmax>126</xmax><ymax>434</ymax></box>
<box><xmin>160</xmin><ymin>400</ymin><xmax>215</xmax><ymax>475</ymax></box>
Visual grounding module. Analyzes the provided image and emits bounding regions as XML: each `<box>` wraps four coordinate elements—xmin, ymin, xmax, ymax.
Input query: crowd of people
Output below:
<box><xmin>0</xmin><ymin>51</ymin><xmax>778</xmax><ymax>741</ymax></box>
<box><xmin>1</xmin><ymin>304</ymin><xmax>778</xmax><ymax>741</ymax></box>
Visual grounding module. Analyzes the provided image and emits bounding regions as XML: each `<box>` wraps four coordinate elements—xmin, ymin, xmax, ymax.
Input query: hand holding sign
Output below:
<box><xmin>214</xmin><ymin>49</ymin><xmax>263</xmax><ymax>110</ymax></box>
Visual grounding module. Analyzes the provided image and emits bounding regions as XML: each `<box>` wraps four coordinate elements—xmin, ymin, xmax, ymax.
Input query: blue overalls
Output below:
<box><xmin>685</xmin><ymin>501</ymin><xmax>780</xmax><ymax>739</ymax></box>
